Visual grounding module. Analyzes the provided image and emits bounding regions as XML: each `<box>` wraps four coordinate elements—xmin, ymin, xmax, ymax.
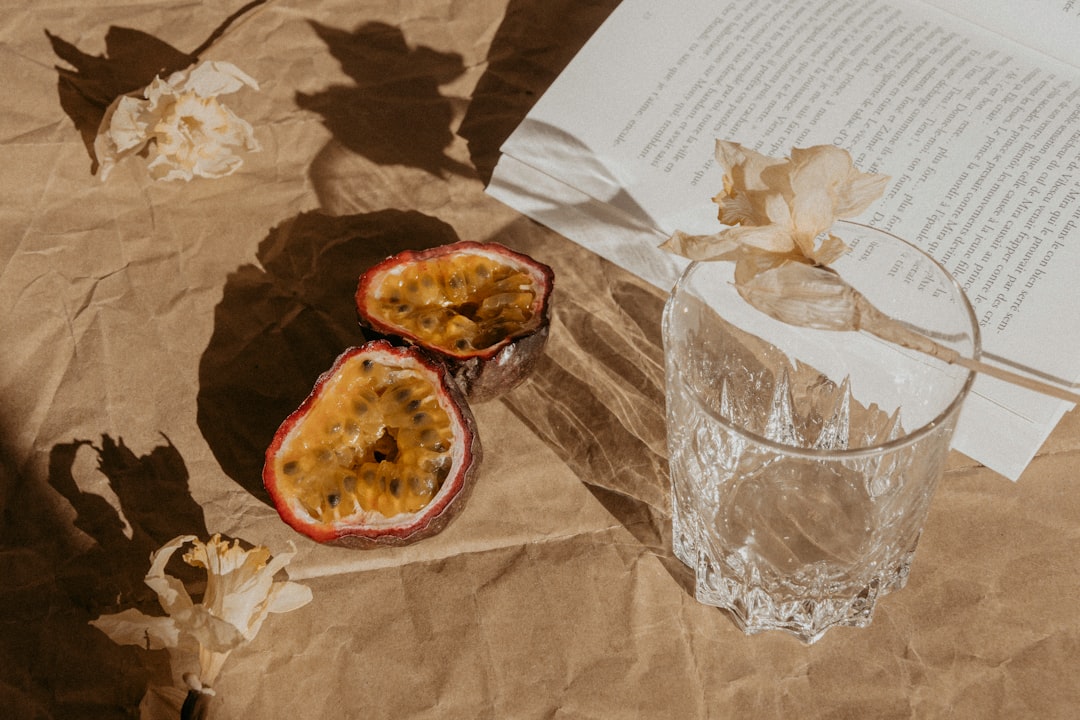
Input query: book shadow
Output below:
<box><xmin>0</xmin><ymin>434</ymin><xmax>205</xmax><ymax>718</ymax></box>
<box><xmin>298</xmin><ymin>18</ymin><xmax>475</xmax><ymax>206</ymax></box>
<box><xmin>196</xmin><ymin>209</ymin><xmax>460</xmax><ymax>504</ymax></box>
<box><xmin>457</xmin><ymin>0</ymin><xmax>621</xmax><ymax>184</ymax></box>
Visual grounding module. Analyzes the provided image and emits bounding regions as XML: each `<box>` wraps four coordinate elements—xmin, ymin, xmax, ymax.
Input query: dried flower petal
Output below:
<box><xmin>94</xmin><ymin>61</ymin><xmax>261</xmax><ymax>182</ymax></box>
<box><xmin>734</xmin><ymin>260</ymin><xmax>865</xmax><ymax>331</ymax></box>
<box><xmin>789</xmin><ymin>145</ymin><xmax>889</xmax><ymax>219</ymax></box>
<box><xmin>89</xmin><ymin>608</ymin><xmax>181</xmax><ymax>650</ymax></box>
<box><xmin>787</xmin><ymin>145</ymin><xmax>889</xmax><ymax>256</ymax></box>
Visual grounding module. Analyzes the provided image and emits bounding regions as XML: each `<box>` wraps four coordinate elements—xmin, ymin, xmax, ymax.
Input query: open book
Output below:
<box><xmin>487</xmin><ymin>0</ymin><xmax>1080</xmax><ymax>481</ymax></box>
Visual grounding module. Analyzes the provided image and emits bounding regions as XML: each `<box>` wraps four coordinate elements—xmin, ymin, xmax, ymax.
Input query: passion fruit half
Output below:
<box><xmin>263</xmin><ymin>340</ymin><xmax>481</xmax><ymax>547</ymax></box>
<box><xmin>355</xmin><ymin>241</ymin><xmax>554</xmax><ymax>402</ymax></box>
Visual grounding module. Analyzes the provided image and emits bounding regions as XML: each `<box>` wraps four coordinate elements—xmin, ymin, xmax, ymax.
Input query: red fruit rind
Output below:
<box><xmin>263</xmin><ymin>340</ymin><xmax>481</xmax><ymax>548</ymax></box>
<box><xmin>355</xmin><ymin>241</ymin><xmax>554</xmax><ymax>401</ymax></box>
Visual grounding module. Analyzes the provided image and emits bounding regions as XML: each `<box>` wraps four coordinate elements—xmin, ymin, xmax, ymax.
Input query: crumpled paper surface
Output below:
<box><xmin>1</xmin><ymin>0</ymin><xmax>1079</xmax><ymax>718</ymax></box>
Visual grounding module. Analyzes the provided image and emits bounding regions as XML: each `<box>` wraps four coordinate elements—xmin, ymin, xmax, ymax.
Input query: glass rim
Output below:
<box><xmin>663</xmin><ymin>220</ymin><xmax>983</xmax><ymax>460</ymax></box>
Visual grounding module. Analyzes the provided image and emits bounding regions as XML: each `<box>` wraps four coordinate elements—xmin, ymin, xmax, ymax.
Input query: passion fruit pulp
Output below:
<box><xmin>356</xmin><ymin>241</ymin><xmax>554</xmax><ymax>401</ymax></box>
<box><xmin>263</xmin><ymin>340</ymin><xmax>481</xmax><ymax>547</ymax></box>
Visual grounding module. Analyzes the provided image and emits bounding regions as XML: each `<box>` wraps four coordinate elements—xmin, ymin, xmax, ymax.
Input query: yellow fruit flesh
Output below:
<box><xmin>373</xmin><ymin>253</ymin><xmax>537</xmax><ymax>354</ymax></box>
<box><xmin>273</xmin><ymin>355</ymin><xmax>455</xmax><ymax>524</ymax></box>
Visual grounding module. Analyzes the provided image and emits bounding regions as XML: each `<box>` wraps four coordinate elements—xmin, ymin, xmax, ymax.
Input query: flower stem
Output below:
<box><xmin>180</xmin><ymin>689</ymin><xmax>213</xmax><ymax>720</ymax></box>
<box><xmin>853</xmin><ymin>283</ymin><xmax>1080</xmax><ymax>404</ymax></box>
<box><xmin>181</xmin><ymin>674</ymin><xmax>215</xmax><ymax>720</ymax></box>
<box><xmin>740</xmin><ymin>260</ymin><xmax>1080</xmax><ymax>405</ymax></box>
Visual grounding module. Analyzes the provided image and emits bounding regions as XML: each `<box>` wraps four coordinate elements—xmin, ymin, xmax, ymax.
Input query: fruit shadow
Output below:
<box><xmin>298</xmin><ymin>18</ymin><xmax>475</xmax><ymax>200</ymax></box>
<box><xmin>457</xmin><ymin>0</ymin><xmax>622</xmax><ymax>183</ymax></box>
<box><xmin>196</xmin><ymin>209</ymin><xmax>461</xmax><ymax>504</ymax></box>
<box><xmin>0</xmin><ymin>433</ymin><xmax>206</xmax><ymax>718</ymax></box>
<box><xmin>46</xmin><ymin>0</ymin><xmax>268</xmax><ymax>174</ymax></box>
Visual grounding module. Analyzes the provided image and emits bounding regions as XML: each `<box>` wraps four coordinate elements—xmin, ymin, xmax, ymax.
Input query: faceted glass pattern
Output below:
<box><xmin>663</xmin><ymin>222</ymin><xmax>979</xmax><ymax>643</ymax></box>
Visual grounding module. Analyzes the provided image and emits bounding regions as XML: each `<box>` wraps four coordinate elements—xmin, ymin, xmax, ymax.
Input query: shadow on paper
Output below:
<box><xmin>0</xmin><ymin>434</ymin><xmax>204</xmax><ymax>718</ymax></box>
<box><xmin>196</xmin><ymin>209</ymin><xmax>460</xmax><ymax>504</ymax></box>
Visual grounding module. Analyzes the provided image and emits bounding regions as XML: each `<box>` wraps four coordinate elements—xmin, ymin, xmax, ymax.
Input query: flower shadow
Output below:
<box><xmin>297</xmin><ymin>20</ymin><xmax>474</xmax><ymax>184</ymax></box>
<box><xmin>0</xmin><ymin>434</ymin><xmax>205</xmax><ymax>718</ymax></box>
<box><xmin>47</xmin><ymin>436</ymin><xmax>208</xmax><ymax>602</ymax></box>
<box><xmin>196</xmin><ymin>209</ymin><xmax>461</xmax><ymax>504</ymax></box>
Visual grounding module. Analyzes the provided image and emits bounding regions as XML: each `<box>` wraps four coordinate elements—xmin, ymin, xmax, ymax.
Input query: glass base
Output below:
<box><xmin>673</xmin><ymin>494</ymin><xmax>915</xmax><ymax>644</ymax></box>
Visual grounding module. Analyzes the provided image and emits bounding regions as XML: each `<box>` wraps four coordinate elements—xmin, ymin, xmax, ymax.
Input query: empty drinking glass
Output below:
<box><xmin>663</xmin><ymin>221</ymin><xmax>979</xmax><ymax>643</ymax></box>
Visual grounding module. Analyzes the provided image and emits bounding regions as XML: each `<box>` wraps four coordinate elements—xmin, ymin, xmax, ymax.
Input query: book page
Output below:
<box><xmin>489</xmin><ymin>0</ymin><xmax>1080</xmax><ymax>479</ymax></box>
<box><xmin>920</xmin><ymin>0</ymin><xmax>1080</xmax><ymax>69</ymax></box>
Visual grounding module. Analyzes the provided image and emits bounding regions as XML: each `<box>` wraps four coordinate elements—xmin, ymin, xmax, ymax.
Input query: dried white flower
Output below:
<box><xmin>90</xmin><ymin>534</ymin><xmax>312</xmax><ymax>687</ymax></box>
<box><xmin>94</xmin><ymin>61</ymin><xmax>261</xmax><ymax>182</ymax></box>
<box><xmin>661</xmin><ymin>141</ymin><xmax>922</xmax><ymax>356</ymax></box>
<box><xmin>661</xmin><ymin>141</ymin><xmax>891</xmax><ymax>331</ymax></box>
<box><xmin>662</xmin><ymin>141</ymin><xmax>889</xmax><ymax>267</ymax></box>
